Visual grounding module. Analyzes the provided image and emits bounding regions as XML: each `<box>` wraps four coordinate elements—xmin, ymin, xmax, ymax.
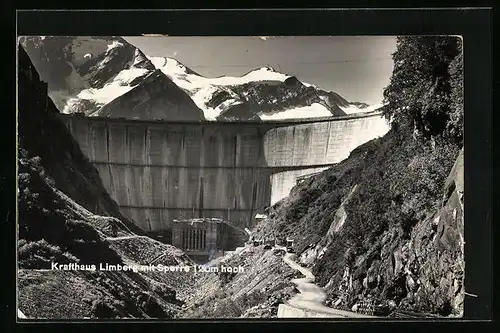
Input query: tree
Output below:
<box><xmin>382</xmin><ymin>36</ymin><xmax>463</xmax><ymax>140</ymax></box>
<box><xmin>446</xmin><ymin>40</ymin><xmax>464</xmax><ymax>142</ymax></box>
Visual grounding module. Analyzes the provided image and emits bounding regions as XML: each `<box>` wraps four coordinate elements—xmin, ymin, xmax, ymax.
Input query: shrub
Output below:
<box><xmin>152</xmin><ymin>284</ymin><xmax>177</xmax><ymax>302</ymax></box>
<box><xmin>285</xmin><ymin>187</ymin><xmax>323</xmax><ymax>221</ymax></box>
<box><xmin>212</xmin><ymin>299</ymin><xmax>242</xmax><ymax>318</ymax></box>
<box><xmin>141</xmin><ymin>295</ymin><xmax>168</xmax><ymax>318</ymax></box>
<box><xmin>18</xmin><ymin>239</ymin><xmax>79</xmax><ymax>268</ymax></box>
<box><xmin>91</xmin><ymin>299</ymin><xmax>117</xmax><ymax>319</ymax></box>
<box><xmin>217</xmin><ymin>268</ymin><xmax>237</xmax><ymax>286</ymax></box>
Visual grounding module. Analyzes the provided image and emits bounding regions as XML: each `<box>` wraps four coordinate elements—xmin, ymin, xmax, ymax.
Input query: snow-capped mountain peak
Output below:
<box><xmin>63</xmin><ymin>40</ymin><xmax>154</xmax><ymax>114</ymax></box>
<box><xmin>146</xmin><ymin>56</ymin><xmax>331</xmax><ymax>120</ymax></box>
<box><xmin>340</xmin><ymin>102</ymin><xmax>385</xmax><ymax>114</ymax></box>
<box><xmin>145</xmin><ymin>54</ymin><xmax>383</xmax><ymax>121</ymax></box>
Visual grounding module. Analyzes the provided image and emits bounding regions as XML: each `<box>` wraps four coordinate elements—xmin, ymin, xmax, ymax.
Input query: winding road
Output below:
<box><xmin>105</xmin><ymin>235</ymin><xmax>148</xmax><ymax>241</ymax></box>
<box><xmin>280</xmin><ymin>253</ymin><xmax>375</xmax><ymax>318</ymax></box>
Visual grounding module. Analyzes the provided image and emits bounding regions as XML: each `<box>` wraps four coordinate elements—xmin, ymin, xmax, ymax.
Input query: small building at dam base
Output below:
<box><xmin>170</xmin><ymin>218</ymin><xmax>248</xmax><ymax>263</ymax></box>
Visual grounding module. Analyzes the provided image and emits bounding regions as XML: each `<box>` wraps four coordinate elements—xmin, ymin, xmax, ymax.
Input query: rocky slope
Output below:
<box><xmin>19</xmin><ymin>36</ymin><xmax>205</xmax><ymax>121</ymax></box>
<box><xmin>17</xmin><ymin>44</ymin><xmax>197</xmax><ymax>319</ymax></box>
<box><xmin>181</xmin><ymin>245</ymin><xmax>300</xmax><ymax>318</ymax></box>
<box><xmin>251</xmin><ymin>127</ymin><xmax>463</xmax><ymax>317</ymax></box>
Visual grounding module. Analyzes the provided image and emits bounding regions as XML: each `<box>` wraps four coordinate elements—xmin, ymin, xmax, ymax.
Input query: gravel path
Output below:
<box><xmin>283</xmin><ymin>253</ymin><xmax>375</xmax><ymax>318</ymax></box>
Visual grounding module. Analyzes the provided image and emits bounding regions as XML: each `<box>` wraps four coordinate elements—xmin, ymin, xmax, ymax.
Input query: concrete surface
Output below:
<box><xmin>59</xmin><ymin>113</ymin><xmax>389</xmax><ymax>231</ymax></box>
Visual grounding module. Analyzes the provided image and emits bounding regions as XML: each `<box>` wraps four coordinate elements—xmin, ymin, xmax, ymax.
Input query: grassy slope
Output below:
<box><xmin>17</xmin><ymin>45</ymin><xmax>196</xmax><ymax>319</ymax></box>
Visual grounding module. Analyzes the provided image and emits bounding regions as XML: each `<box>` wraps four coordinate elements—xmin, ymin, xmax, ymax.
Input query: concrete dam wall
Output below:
<box><xmin>263</xmin><ymin>116</ymin><xmax>390</xmax><ymax>204</ymax></box>
<box><xmin>59</xmin><ymin>112</ymin><xmax>389</xmax><ymax>231</ymax></box>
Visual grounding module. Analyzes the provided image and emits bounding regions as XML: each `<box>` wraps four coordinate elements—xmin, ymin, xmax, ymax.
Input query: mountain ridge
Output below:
<box><xmin>20</xmin><ymin>36</ymin><xmax>381</xmax><ymax>121</ymax></box>
<box><xmin>148</xmin><ymin>55</ymin><xmax>381</xmax><ymax>121</ymax></box>
<box><xmin>19</xmin><ymin>36</ymin><xmax>205</xmax><ymax>121</ymax></box>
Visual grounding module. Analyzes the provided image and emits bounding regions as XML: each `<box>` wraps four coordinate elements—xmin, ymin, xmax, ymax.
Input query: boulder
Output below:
<box><xmin>393</xmin><ymin>251</ymin><xmax>403</xmax><ymax>275</ymax></box>
<box><xmin>284</xmin><ymin>76</ymin><xmax>301</xmax><ymax>87</ymax></box>
<box><xmin>352</xmin><ymin>279</ymin><xmax>363</xmax><ymax>295</ymax></box>
<box><xmin>406</xmin><ymin>275</ymin><xmax>417</xmax><ymax>292</ymax></box>
<box><xmin>367</xmin><ymin>274</ymin><xmax>378</xmax><ymax>289</ymax></box>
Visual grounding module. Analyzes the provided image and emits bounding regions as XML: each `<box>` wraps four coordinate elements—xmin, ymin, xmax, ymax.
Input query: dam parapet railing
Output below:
<box><xmin>58</xmin><ymin>109</ymin><xmax>386</xmax><ymax>126</ymax></box>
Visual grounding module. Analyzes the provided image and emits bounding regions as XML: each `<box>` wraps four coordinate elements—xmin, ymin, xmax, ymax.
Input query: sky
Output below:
<box><xmin>123</xmin><ymin>36</ymin><xmax>397</xmax><ymax>105</ymax></box>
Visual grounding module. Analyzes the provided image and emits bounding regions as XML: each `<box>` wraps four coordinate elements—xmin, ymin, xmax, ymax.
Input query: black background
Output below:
<box><xmin>3</xmin><ymin>4</ymin><xmax>495</xmax><ymax>333</ymax></box>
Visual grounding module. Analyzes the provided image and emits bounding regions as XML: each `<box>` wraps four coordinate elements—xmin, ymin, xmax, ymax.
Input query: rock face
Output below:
<box><xmin>212</xmin><ymin>79</ymin><xmax>347</xmax><ymax>121</ymax></box>
<box><xmin>19</xmin><ymin>36</ymin><xmax>205</xmax><ymax>121</ymax></box>
<box><xmin>382</xmin><ymin>153</ymin><xmax>463</xmax><ymax>316</ymax></box>
<box><xmin>326</xmin><ymin>184</ymin><xmax>359</xmax><ymax>237</ymax></box>
<box><xmin>326</xmin><ymin>148</ymin><xmax>464</xmax><ymax>317</ymax></box>
<box><xmin>182</xmin><ymin>246</ymin><xmax>297</xmax><ymax>319</ymax></box>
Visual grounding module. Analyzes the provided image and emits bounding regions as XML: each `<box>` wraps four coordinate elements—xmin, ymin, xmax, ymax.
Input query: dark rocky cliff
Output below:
<box><xmin>17</xmin><ymin>45</ymin><xmax>144</xmax><ymax>235</ymax></box>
